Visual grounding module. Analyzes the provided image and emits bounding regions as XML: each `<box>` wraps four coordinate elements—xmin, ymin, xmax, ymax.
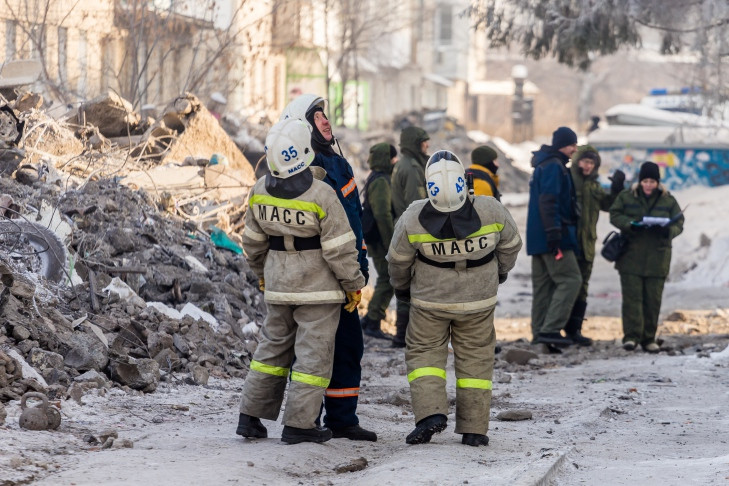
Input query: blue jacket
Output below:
<box><xmin>311</xmin><ymin>152</ymin><xmax>369</xmax><ymax>278</ymax></box>
<box><xmin>526</xmin><ymin>145</ymin><xmax>579</xmax><ymax>255</ymax></box>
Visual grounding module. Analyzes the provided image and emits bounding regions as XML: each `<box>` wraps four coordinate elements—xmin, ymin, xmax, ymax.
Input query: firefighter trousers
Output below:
<box><xmin>405</xmin><ymin>305</ymin><xmax>496</xmax><ymax>435</ymax></box>
<box><xmin>238</xmin><ymin>303</ymin><xmax>340</xmax><ymax>429</ymax></box>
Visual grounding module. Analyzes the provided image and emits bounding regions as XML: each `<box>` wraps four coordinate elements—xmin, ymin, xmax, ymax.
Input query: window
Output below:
<box><xmin>77</xmin><ymin>30</ymin><xmax>88</xmax><ymax>96</ymax></box>
<box><xmin>5</xmin><ymin>21</ymin><xmax>16</xmax><ymax>61</ymax></box>
<box><xmin>437</xmin><ymin>4</ymin><xmax>453</xmax><ymax>46</ymax></box>
<box><xmin>58</xmin><ymin>27</ymin><xmax>68</xmax><ymax>85</ymax></box>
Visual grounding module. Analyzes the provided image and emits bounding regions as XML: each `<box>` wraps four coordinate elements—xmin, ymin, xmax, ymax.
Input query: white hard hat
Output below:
<box><xmin>425</xmin><ymin>150</ymin><xmax>467</xmax><ymax>212</ymax></box>
<box><xmin>265</xmin><ymin>119</ymin><xmax>315</xmax><ymax>179</ymax></box>
<box><xmin>279</xmin><ymin>94</ymin><xmax>326</xmax><ymax>122</ymax></box>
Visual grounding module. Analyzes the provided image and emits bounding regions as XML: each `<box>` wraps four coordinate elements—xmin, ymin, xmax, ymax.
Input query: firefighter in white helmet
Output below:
<box><xmin>387</xmin><ymin>150</ymin><xmax>522</xmax><ymax>447</ymax></box>
<box><xmin>236</xmin><ymin>118</ymin><xmax>365</xmax><ymax>444</ymax></box>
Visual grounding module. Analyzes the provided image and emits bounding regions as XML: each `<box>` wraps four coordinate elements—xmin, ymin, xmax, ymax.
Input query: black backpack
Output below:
<box><xmin>361</xmin><ymin>171</ymin><xmax>390</xmax><ymax>244</ymax></box>
<box><xmin>466</xmin><ymin>167</ymin><xmax>501</xmax><ymax>201</ymax></box>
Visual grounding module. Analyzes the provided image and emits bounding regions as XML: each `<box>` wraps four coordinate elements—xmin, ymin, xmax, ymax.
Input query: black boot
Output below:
<box><xmin>391</xmin><ymin>311</ymin><xmax>409</xmax><ymax>348</ymax></box>
<box><xmin>331</xmin><ymin>424</ymin><xmax>377</xmax><ymax>441</ymax></box>
<box><xmin>462</xmin><ymin>433</ymin><xmax>489</xmax><ymax>447</ymax></box>
<box><xmin>565</xmin><ymin>300</ymin><xmax>593</xmax><ymax>346</ymax></box>
<box><xmin>406</xmin><ymin>414</ymin><xmax>447</xmax><ymax>444</ymax></box>
<box><xmin>537</xmin><ymin>332</ymin><xmax>573</xmax><ymax>346</ymax></box>
<box><xmin>361</xmin><ymin>316</ymin><xmax>392</xmax><ymax>341</ymax></box>
<box><xmin>236</xmin><ymin>413</ymin><xmax>267</xmax><ymax>438</ymax></box>
<box><xmin>281</xmin><ymin>425</ymin><xmax>333</xmax><ymax>444</ymax></box>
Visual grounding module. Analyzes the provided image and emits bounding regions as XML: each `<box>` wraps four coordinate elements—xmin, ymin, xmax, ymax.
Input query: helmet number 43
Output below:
<box><xmin>281</xmin><ymin>146</ymin><xmax>299</xmax><ymax>161</ymax></box>
<box><xmin>428</xmin><ymin>181</ymin><xmax>440</xmax><ymax>196</ymax></box>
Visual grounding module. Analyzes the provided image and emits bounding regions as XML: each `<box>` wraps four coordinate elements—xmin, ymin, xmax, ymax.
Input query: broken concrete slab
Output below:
<box><xmin>149</xmin><ymin>93</ymin><xmax>254</xmax><ymax>179</ymax></box>
<box><xmin>109</xmin><ymin>356</ymin><xmax>160</xmax><ymax>392</ymax></box>
<box><xmin>76</xmin><ymin>91</ymin><xmax>141</xmax><ymax>137</ymax></box>
<box><xmin>502</xmin><ymin>347</ymin><xmax>539</xmax><ymax>365</ymax></box>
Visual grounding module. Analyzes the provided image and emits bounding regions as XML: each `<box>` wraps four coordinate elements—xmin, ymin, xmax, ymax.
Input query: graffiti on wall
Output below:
<box><xmin>596</xmin><ymin>147</ymin><xmax>729</xmax><ymax>190</ymax></box>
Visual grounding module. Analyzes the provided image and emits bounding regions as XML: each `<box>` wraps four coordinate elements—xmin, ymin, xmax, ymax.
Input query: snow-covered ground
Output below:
<box><xmin>2</xmin><ymin>186</ymin><xmax>728</xmax><ymax>486</ymax></box>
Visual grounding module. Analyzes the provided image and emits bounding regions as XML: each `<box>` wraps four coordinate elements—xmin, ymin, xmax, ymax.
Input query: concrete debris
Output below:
<box><xmin>76</xmin><ymin>91</ymin><xmax>142</xmax><ymax>138</ymax></box>
<box><xmin>0</xmin><ymin>89</ymin><xmax>265</xmax><ymax>410</ymax></box>
<box><xmin>109</xmin><ymin>356</ymin><xmax>160</xmax><ymax>392</ymax></box>
<box><xmin>501</xmin><ymin>347</ymin><xmax>539</xmax><ymax>365</ymax></box>
<box><xmin>334</xmin><ymin>457</ymin><xmax>368</xmax><ymax>473</ymax></box>
<box><xmin>496</xmin><ymin>409</ymin><xmax>533</xmax><ymax>421</ymax></box>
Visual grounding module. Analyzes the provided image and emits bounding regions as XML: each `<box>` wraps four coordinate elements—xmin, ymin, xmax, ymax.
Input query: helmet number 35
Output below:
<box><xmin>281</xmin><ymin>146</ymin><xmax>299</xmax><ymax>161</ymax></box>
<box><xmin>428</xmin><ymin>181</ymin><xmax>440</xmax><ymax>196</ymax></box>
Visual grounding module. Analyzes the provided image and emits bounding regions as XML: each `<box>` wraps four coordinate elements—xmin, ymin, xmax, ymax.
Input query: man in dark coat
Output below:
<box><xmin>280</xmin><ymin>94</ymin><xmax>376</xmax><ymax>441</ymax></box>
<box><xmin>526</xmin><ymin>127</ymin><xmax>582</xmax><ymax>347</ymax></box>
<box><xmin>360</xmin><ymin>143</ymin><xmax>397</xmax><ymax>340</ymax></box>
<box><xmin>389</xmin><ymin>125</ymin><xmax>430</xmax><ymax>347</ymax></box>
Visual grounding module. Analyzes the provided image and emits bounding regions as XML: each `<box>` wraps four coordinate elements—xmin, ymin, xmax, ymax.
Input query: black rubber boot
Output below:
<box><xmin>236</xmin><ymin>413</ymin><xmax>268</xmax><ymax>438</ymax></box>
<box><xmin>361</xmin><ymin>316</ymin><xmax>392</xmax><ymax>341</ymax></box>
<box><xmin>391</xmin><ymin>311</ymin><xmax>409</xmax><ymax>348</ymax></box>
<box><xmin>537</xmin><ymin>332</ymin><xmax>573</xmax><ymax>346</ymax></box>
<box><xmin>565</xmin><ymin>300</ymin><xmax>593</xmax><ymax>346</ymax></box>
<box><xmin>331</xmin><ymin>424</ymin><xmax>377</xmax><ymax>442</ymax></box>
<box><xmin>281</xmin><ymin>425</ymin><xmax>333</xmax><ymax>444</ymax></box>
<box><xmin>462</xmin><ymin>433</ymin><xmax>489</xmax><ymax>447</ymax></box>
<box><xmin>405</xmin><ymin>414</ymin><xmax>447</xmax><ymax>444</ymax></box>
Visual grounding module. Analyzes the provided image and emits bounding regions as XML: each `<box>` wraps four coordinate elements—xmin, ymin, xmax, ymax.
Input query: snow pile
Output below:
<box><xmin>669</xmin><ymin>184</ymin><xmax>729</xmax><ymax>288</ymax></box>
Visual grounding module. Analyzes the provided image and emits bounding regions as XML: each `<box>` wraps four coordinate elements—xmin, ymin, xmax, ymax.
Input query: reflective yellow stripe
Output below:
<box><xmin>291</xmin><ymin>371</ymin><xmax>330</xmax><ymax>388</ymax></box>
<box><xmin>250</xmin><ymin>194</ymin><xmax>326</xmax><ymax>220</ymax></box>
<box><xmin>457</xmin><ymin>378</ymin><xmax>492</xmax><ymax>390</ymax></box>
<box><xmin>243</xmin><ymin>226</ymin><xmax>268</xmax><ymax>242</ymax></box>
<box><xmin>410</xmin><ymin>295</ymin><xmax>497</xmax><ymax>312</ymax></box>
<box><xmin>265</xmin><ymin>289</ymin><xmax>345</xmax><ymax>303</ymax></box>
<box><xmin>407</xmin><ymin>223</ymin><xmax>504</xmax><ymax>243</ymax></box>
<box><xmin>324</xmin><ymin>387</ymin><xmax>359</xmax><ymax>397</ymax></box>
<box><xmin>250</xmin><ymin>360</ymin><xmax>289</xmax><ymax>377</ymax></box>
<box><xmin>407</xmin><ymin>367</ymin><xmax>447</xmax><ymax>383</ymax></box>
<box><xmin>321</xmin><ymin>231</ymin><xmax>356</xmax><ymax>251</ymax></box>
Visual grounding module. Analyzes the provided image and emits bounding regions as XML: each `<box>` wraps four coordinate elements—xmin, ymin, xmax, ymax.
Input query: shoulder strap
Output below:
<box><xmin>362</xmin><ymin>171</ymin><xmax>389</xmax><ymax>207</ymax></box>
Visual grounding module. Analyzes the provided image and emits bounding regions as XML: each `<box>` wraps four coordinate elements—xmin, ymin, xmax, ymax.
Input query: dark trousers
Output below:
<box><xmin>320</xmin><ymin>303</ymin><xmax>364</xmax><ymax>428</ymax></box>
<box><xmin>619</xmin><ymin>273</ymin><xmax>665</xmax><ymax>345</ymax></box>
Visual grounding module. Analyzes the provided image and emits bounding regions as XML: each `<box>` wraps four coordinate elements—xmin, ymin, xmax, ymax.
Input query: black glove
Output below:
<box><xmin>650</xmin><ymin>225</ymin><xmax>671</xmax><ymax>238</ymax></box>
<box><xmin>498</xmin><ymin>273</ymin><xmax>508</xmax><ymax>284</ymax></box>
<box><xmin>609</xmin><ymin>170</ymin><xmax>626</xmax><ymax>194</ymax></box>
<box><xmin>394</xmin><ymin>288</ymin><xmax>411</xmax><ymax>303</ymax></box>
<box><xmin>546</xmin><ymin>229</ymin><xmax>561</xmax><ymax>254</ymax></box>
<box><xmin>630</xmin><ymin>221</ymin><xmax>645</xmax><ymax>232</ymax></box>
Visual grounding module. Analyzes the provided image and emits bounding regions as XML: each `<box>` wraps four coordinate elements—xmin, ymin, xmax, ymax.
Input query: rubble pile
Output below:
<box><xmin>0</xmin><ymin>91</ymin><xmax>264</xmax><ymax>409</ymax></box>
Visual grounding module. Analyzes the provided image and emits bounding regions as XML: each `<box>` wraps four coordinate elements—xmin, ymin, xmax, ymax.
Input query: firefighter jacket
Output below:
<box><xmin>311</xmin><ymin>151</ymin><xmax>369</xmax><ymax>280</ymax></box>
<box><xmin>569</xmin><ymin>146</ymin><xmax>616</xmax><ymax>262</ymax></box>
<box><xmin>392</xmin><ymin>127</ymin><xmax>429</xmax><ymax>219</ymax></box>
<box><xmin>242</xmin><ymin>170</ymin><xmax>365</xmax><ymax>305</ymax></box>
<box><xmin>609</xmin><ymin>183</ymin><xmax>684</xmax><ymax>278</ymax></box>
<box><xmin>387</xmin><ymin>197</ymin><xmax>522</xmax><ymax>313</ymax></box>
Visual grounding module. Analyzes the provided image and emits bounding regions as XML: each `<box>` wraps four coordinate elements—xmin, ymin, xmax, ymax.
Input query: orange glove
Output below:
<box><xmin>344</xmin><ymin>290</ymin><xmax>362</xmax><ymax>313</ymax></box>
<box><xmin>258</xmin><ymin>278</ymin><xmax>265</xmax><ymax>292</ymax></box>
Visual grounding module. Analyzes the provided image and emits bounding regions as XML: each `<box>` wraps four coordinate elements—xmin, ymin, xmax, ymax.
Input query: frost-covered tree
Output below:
<box><xmin>468</xmin><ymin>0</ymin><xmax>729</xmax><ymax>69</ymax></box>
<box><xmin>469</xmin><ymin>0</ymin><xmax>729</xmax><ymax>116</ymax></box>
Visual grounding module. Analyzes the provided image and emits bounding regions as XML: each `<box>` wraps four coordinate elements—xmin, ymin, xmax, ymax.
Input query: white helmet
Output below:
<box><xmin>265</xmin><ymin>119</ymin><xmax>315</xmax><ymax>179</ymax></box>
<box><xmin>279</xmin><ymin>94</ymin><xmax>326</xmax><ymax>122</ymax></box>
<box><xmin>425</xmin><ymin>150</ymin><xmax>467</xmax><ymax>212</ymax></box>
